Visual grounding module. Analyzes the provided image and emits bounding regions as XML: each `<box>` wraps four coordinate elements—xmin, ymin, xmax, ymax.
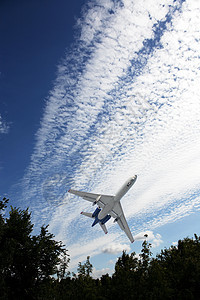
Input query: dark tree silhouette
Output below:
<box><xmin>0</xmin><ymin>198</ymin><xmax>69</xmax><ymax>300</ymax></box>
<box><xmin>1</xmin><ymin>198</ymin><xmax>200</xmax><ymax>300</ymax></box>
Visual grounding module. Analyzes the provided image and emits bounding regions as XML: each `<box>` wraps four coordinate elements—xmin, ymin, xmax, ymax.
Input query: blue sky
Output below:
<box><xmin>1</xmin><ymin>0</ymin><xmax>200</xmax><ymax>277</ymax></box>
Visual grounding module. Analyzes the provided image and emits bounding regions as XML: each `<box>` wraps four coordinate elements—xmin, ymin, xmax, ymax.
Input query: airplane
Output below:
<box><xmin>68</xmin><ymin>175</ymin><xmax>137</xmax><ymax>243</ymax></box>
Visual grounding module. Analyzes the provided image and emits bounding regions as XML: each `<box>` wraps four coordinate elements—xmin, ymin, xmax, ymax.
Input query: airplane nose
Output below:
<box><xmin>133</xmin><ymin>175</ymin><xmax>137</xmax><ymax>181</ymax></box>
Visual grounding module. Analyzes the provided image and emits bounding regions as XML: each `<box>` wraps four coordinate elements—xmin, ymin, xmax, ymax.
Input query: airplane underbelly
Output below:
<box><xmin>98</xmin><ymin>204</ymin><xmax>113</xmax><ymax>219</ymax></box>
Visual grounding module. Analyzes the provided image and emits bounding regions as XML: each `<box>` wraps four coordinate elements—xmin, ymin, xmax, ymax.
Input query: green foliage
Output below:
<box><xmin>0</xmin><ymin>198</ymin><xmax>9</xmax><ymax>239</ymax></box>
<box><xmin>152</xmin><ymin>234</ymin><xmax>200</xmax><ymax>299</ymax></box>
<box><xmin>0</xmin><ymin>197</ymin><xmax>9</xmax><ymax>212</ymax></box>
<box><xmin>0</xmin><ymin>198</ymin><xmax>69</xmax><ymax>300</ymax></box>
<box><xmin>77</xmin><ymin>256</ymin><xmax>93</xmax><ymax>278</ymax></box>
<box><xmin>110</xmin><ymin>235</ymin><xmax>200</xmax><ymax>300</ymax></box>
<box><xmin>74</xmin><ymin>256</ymin><xmax>97</xmax><ymax>300</ymax></box>
<box><xmin>1</xmin><ymin>198</ymin><xmax>200</xmax><ymax>299</ymax></box>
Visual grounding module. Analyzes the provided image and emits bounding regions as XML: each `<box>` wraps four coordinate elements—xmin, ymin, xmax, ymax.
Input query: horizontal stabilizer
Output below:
<box><xmin>100</xmin><ymin>223</ymin><xmax>108</xmax><ymax>234</ymax></box>
<box><xmin>81</xmin><ymin>212</ymin><xmax>93</xmax><ymax>218</ymax></box>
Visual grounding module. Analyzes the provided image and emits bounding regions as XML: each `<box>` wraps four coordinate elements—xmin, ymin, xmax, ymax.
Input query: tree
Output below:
<box><xmin>0</xmin><ymin>198</ymin><xmax>69</xmax><ymax>300</ymax></box>
<box><xmin>74</xmin><ymin>256</ymin><xmax>97</xmax><ymax>300</ymax></box>
<box><xmin>112</xmin><ymin>250</ymin><xmax>139</xmax><ymax>300</ymax></box>
<box><xmin>0</xmin><ymin>197</ymin><xmax>10</xmax><ymax>299</ymax></box>
<box><xmin>135</xmin><ymin>239</ymin><xmax>153</xmax><ymax>298</ymax></box>
<box><xmin>152</xmin><ymin>235</ymin><xmax>200</xmax><ymax>299</ymax></box>
<box><xmin>2</xmin><ymin>196</ymin><xmax>200</xmax><ymax>299</ymax></box>
<box><xmin>77</xmin><ymin>256</ymin><xmax>93</xmax><ymax>278</ymax></box>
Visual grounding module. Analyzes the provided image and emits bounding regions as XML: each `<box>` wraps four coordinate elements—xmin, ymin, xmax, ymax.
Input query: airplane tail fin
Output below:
<box><xmin>100</xmin><ymin>223</ymin><xmax>108</xmax><ymax>234</ymax></box>
<box><xmin>80</xmin><ymin>212</ymin><xmax>108</xmax><ymax>234</ymax></box>
<box><xmin>80</xmin><ymin>211</ymin><xmax>93</xmax><ymax>218</ymax></box>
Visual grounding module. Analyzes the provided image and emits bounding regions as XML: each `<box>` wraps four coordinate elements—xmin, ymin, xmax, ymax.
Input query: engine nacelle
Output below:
<box><xmin>101</xmin><ymin>215</ymin><xmax>111</xmax><ymax>225</ymax></box>
<box><xmin>93</xmin><ymin>195</ymin><xmax>101</xmax><ymax>206</ymax></box>
<box><xmin>92</xmin><ymin>207</ymin><xmax>101</xmax><ymax>218</ymax></box>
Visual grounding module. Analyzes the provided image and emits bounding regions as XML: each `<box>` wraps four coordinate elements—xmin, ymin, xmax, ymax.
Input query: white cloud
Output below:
<box><xmin>17</xmin><ymin>0</ymin><xmax>200</xmax><ymax>270</ymax></box>
<box><xmin>92</xmin><ymin>267</ymin><xmax>113</xmax><ymax>279</ymax></box>
<box><xmin>134</xmin><ymin>231</ymin><xmax>163</xmax><ymax>248</ymax></box>
<box><xmin>66</xmin><ymin>233</ymin><xmax>119</xmax><ymax>270</ymax></box>
<box><xmin>102</xmin><ymin>243</ymin><xmax>131</xmax><ymax>254</ymax></box>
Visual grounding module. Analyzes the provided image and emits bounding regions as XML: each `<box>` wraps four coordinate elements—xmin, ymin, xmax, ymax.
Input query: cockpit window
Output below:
<box><xmin>127</xmin><ymin>179</ymin><xmax>135</xmax><ymax>187</ymax></box>
<box><xmin>127</xmin><ymin>180</ymin><xmax>133</xmax><ymax>187</ymax></box>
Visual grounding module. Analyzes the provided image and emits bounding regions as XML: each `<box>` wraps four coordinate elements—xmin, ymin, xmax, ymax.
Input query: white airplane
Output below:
<box><xmin>68</xmin><ymin>175</ymin><xmax>137</xmax><ymax>243</ymax></box>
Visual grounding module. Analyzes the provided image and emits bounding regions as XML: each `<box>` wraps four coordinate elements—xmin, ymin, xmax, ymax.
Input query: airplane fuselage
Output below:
<box><xmin>98</xmin><ymin>175</ymin><xmax>137</xmax><ymax>219</ymax></box>
<box><xmin>114</xmin><ymin>175</ymin><xmax>137</xmax><ymax>202</ymax></box>
<box><xmin>68</xmin><ymin>175</ymin><xmax>137</xmax><ymax>242</ymax></box>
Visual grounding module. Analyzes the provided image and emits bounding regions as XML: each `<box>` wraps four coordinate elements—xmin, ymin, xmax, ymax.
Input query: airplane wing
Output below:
<box><xmin>68</xmin><ymin>189</ymin><xmax>113</xmax><ymax>209</ymax></box>
<box><xmin>111</xmin><ymin>202</ymin><xmax>134</xmax><ymax>243</ymax></box>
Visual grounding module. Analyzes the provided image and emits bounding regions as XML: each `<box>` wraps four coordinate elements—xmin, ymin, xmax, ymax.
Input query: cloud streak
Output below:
<box><xmin>0</xmin><ymin>115</ymin><xmax>9</xmax><ymax>134</ymax></box>
<box><xmin>17</xmin><ymin>0</ymin><xmax>200</xmax><ymax>270</ymax></box>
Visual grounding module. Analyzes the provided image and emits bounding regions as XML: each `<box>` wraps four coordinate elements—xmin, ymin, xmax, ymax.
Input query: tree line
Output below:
<box><xmin>1</xmin><ymin>197</ymin><xmax>200</xmax><ymax>299</ymax></box>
